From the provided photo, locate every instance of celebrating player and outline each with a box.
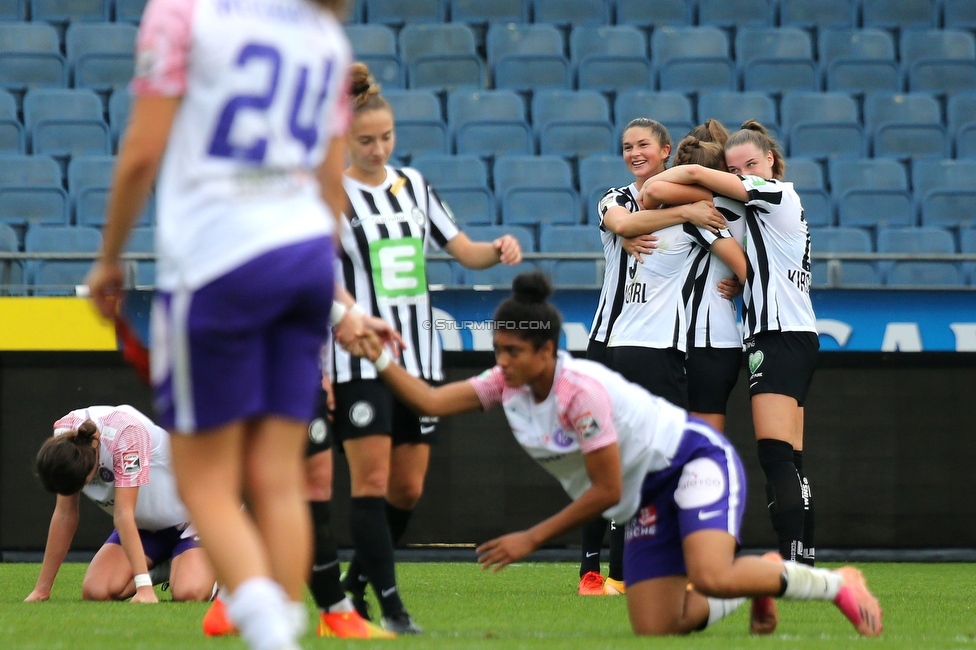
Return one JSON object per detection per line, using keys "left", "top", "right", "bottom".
{"left": 85, "top": 0, "right": 353, "bottom": 647}
{"left": 26, "top": 405, "right": 214, "bottom": 603}
{"left": 319, "top": 62, "right": 521, "bottom": 634}
{"left": 642, "top": 120, "right": 819, "bottom": 566}
{"left": 342, "top": 271, "right": 881, "bottom": 638}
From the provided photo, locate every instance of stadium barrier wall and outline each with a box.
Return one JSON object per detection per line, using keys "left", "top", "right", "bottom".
{"left": 1, "top": 351, "right": 974, "bottom": 554}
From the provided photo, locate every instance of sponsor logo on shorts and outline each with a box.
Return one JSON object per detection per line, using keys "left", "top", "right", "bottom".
{"left": 574, "top": 413, "right": 601, "bottom": 440}
{"left": 638, "top": 505, "right": 657, "bottom": 527}
{"left": 308, "top": 418, "right": 327, "bottom": 444}
{"left": 626, "top": 509, "right": 657, "bottom": 541}
{"left": 420, "top": 424, "right": 435, "bottom": 435}
{"left": 748, "top": 350, "right": 764, "bottom": 375}
{"left": 674, "top": 458, "right": 726, "bottom": 510}
{"left": 349, "top": 401, "right": 375, "bottom": 428}
{"left": 698, "top": 509, "right": 724, "bottom": 521}
{"left": 121, "top": 451, "right": 142, "bottom": 475}
{"left": 98, "top": 466, "right": 114, "bottom": 483}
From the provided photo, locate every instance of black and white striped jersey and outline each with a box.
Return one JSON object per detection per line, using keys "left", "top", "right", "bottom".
{"left": 588, "top": 183, "right": 638, "bottom": 344}
{"left": 333, "top": 166, "right": 461, "bottom": 383}
{"left": 608, "top": 218, "right": 730, "bottom": 353}
{"left": 683, "top": 195, "right": 747, "bottom": 349}
{"left": 737, "top": 175, "right": 817, "bottom": 339}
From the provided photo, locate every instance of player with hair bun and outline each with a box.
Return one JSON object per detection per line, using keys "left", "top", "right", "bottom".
{"left": 341, "top": 270, "right": 882, "bottom": 639}
{"left": 26, "top": 406, "right": 215, "bottom": 604}
{"left": 643, "top": 120, "right": 819, "bottom": 569}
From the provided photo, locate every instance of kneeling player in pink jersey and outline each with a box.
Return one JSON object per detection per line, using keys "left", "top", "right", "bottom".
{"left": 343, "top": 271, "right": 882, "bottom": 638}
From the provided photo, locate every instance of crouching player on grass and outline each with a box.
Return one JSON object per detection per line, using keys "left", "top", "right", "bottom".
{"left": 342, "top": 271, "right": 883, "bottom": 637}
{"left": 26, "top": 405, "right": 215, "bottom": 603}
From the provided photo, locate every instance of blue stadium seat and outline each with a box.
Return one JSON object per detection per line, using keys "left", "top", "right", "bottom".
{"left": 578, "top": 154, "right": 630, "bottom": 221}
{"left": 947, "top": 92, "right": 976, "bottom": 133}
{"left": 0, "top": 155, "right": 67, "bottom": 226}
{"left": 0, "top": 0, "right": 24, "bottom": 21}
{"left": 828, "top": 159, "right": 912, "bottom": 228}
{"left": 125, "top": 226, "right": 155, "bottom": 287}
{"left": 115, "top": 0, "right": 148, "bottom": 22}
{"left": 881, "top": 225, "right": 962, "bottom": 287}
{"left": 779, "top": 0, "right": 855, "bottom": 29}
{"left": 533, "top": 90, "right": 610, "bottom": 128}
{"left": 957, "top": 123, "right": 976, "bottom": 158}
{"left": 912, "top": 159, "right": 976, "bottom": 229}
{"left": 820, "top": 28, "right": 900, "bottom": 95}
{"left": 25, "top": 225, "right": 102, "bottom": 296}
{"left": 864, "top": 93, "right": 947, "bottom": 158}
{"left": 462, "top": 260, "right": 541, "bottom": 287}
{"left": 886, "top": 261, "right": 962, "bottom": 286}
{"left": 810, "top": 226, "right": 877, "bottom": 285}
{"left": 0, "top": 24, "right": 66, "bottom": 90}
{"left": 785, "top": 158, "right": 824, "bottom": 189}
{"left": 614, "top": 90, "right": 693, "bottom": 148}
{"left": 962, "top": 229, "right": 976, "bottom": 285}
{"left": 651, "top": 27, "right": 734, "bottom": 94}
{"left": 426, "top": 259, "right": 461, "bottom": 286}
{"left": 382, "top": 89, "right": 447, "bottom": 157}
{"left": 31, "top": 0, "right": 109, "bottom": 23}
{"left": 785, "top": 158, "right": 830, "bottom": 226}
{"left": 435, "top": 186, "right": 495, "bottom": 225}
{"left": 531, "top": 0, "right": 608, "bottom": 26}
{"left": 736, "top": 28, "right": 818, "bottom": 94}
{"left": 447, "top": 89, "right": 532, "bottom": 157}
{"left": 532, "top": 90, "right": 613, "bottom": 159}
{"left": 698, "top": 0, "right": 774, "bottom": 28}
{"left": 546, "top": 260, "right": 602, "bottom": 287}
{"left": 364, "top": 0, "right": 444, "bottom": 26}
{"left": 811, "top": 259, "right": 880, "bottom": 286}
{"left": 614, "top": 0, "right": 690, "bottom": 28}
{"left": 23, "top": 88, "right": 111, "bottom": 156}
{"left": 945, "top": 0, "right": 976, "bottom": 30}
{"left": 494, "top": 155, "right": 579, "bottom": 225}
{"left": 69, "top": 154, "right": 151, "bottom": 227}
{"left": 0, "top": 88, "right": 23, "bottom": 154}
{"left": 781, "top": 92, "right": 863, "bottom": 159}
{"left": 108, "top": 88, "right": 131, "bottom": 150}
{"left": 0, "top": 220, "right": 23, "bottom": 294}
{"left": 411, "top": 154, "right": 494, "bottom": 225}
{"left": 697, "top": 92, "right": 777, "bottom": 135}
{"left": 464, "top": 225, "right": 537, "bottom": 253}
{"left": 862, "top": 0, "right": 937, "bottom": 30}
{"left": 449, "top": 0, "right": 526, "bottom": 25}
{"left": 539, "top": 224, "right": 603, "bottom": 254}
{"left": 346, "top": 25, "right": 404, "bottom": 89}
{"left": 345, "top": 0, "right": 364, "bottom": 23}
{"left": 66, "top": 23, "right": 137, "bottom": 91}
{"left": 900, "top": 29, "right": 976, "bottom": 67}
{"left": 399, "top": 23, "right": 485, "bottom": 91}
{"left": 571, "top": 26, "right": 652, "bottom": 92}
{"left": 487, "top": 24, "right": 570, "bottom": 92}
{"left": 908, "top": 60, "right": 976, "bottom": 96}
{"left": 539, "top": 122, "right": 614, "bottom": 159}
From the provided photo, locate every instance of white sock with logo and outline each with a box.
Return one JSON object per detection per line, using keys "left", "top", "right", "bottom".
{"left": 781, "top": 561, "right": 843, "bottom": 601}
{"left": 704, "top": 597, "right": 746, "bottom": 628}
{"left": 224, "top": 577, "right": 295, "bottom": 650}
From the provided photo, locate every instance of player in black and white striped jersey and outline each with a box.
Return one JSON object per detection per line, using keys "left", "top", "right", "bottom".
{"left": 643, "top": 120, "right": 818, "bottom": 568}
{"left": 315, "top": 63, "right": 522, "bottom": 635}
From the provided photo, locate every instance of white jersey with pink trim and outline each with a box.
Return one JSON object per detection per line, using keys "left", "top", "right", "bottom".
{"left": 132, "top": 0, "right": 352, "bottom": 290}
{"left": 468, "top": 351, "right": 688, "bottom": 521}
{"left": 53, "top": 405, "right": 189, "bottom": 531}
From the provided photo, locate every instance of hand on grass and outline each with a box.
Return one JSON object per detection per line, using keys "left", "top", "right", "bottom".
{"left": 476, "top": 531, "right": 539, "bottom": 573}
{"left": 24, "top": 589, "right": 50, "bottom": 602}
{"left": 131, "top": 586, "right": 158, "bottom": 604}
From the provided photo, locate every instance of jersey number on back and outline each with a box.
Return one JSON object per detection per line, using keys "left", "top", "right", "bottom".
{"left": 208, "top": 42, "right": 335, "bottom": 163}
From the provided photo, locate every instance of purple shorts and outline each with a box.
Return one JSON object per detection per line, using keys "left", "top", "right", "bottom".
{"left": 623, "top": 419, "right": 746, "bottom": 587}
{"left": 152, "top": 236, "right": 335, "bottom": 432}
{"left": 105, "top": 526, "right": 199, "bottom": 565}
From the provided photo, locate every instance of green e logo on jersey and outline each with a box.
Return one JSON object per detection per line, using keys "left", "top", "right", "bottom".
{"left": 369, "top": 237, "right": 427, "bottom": 304}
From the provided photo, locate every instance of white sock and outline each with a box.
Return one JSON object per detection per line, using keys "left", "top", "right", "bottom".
{"left": 704, "top": 597, "right": 746, "bottom": 628}
{"left": 225, "top": 577, "right": 295, "bottom": 650}
{"left": 288, "top": 601, "right": 308, "bottom": 637}
{"left": 327, "top": 597, "right": 355, "bottom": 614}
{"left": 781, "top": 561, "right": 843, "bottom": 601}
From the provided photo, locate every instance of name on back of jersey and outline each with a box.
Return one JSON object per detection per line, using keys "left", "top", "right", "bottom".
{"left": 625, "top": 258, "right": 647, "bottom": 304}
{"left": 787, "top": 268, "right": 812, "bottom": 293}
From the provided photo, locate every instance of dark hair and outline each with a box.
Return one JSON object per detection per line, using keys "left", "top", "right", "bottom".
{"left": 35, "top": 420, "right": 99, "bottom": 495}
{"left": 309, "top": 0, "right": 349, "bottom": 13}
{"left": 687, "top": 119, "right": 730, "bottom": 147}
{"left": 349, "top": 62, "right": 390, "bottom": 115}
{"left": 492, "top": 271, "right": 562, "bottom": 352}
{"left": 725, "top": 120, "right": 786, "bottom": 179}
{"left": 673, "top": 136, "right": 727, "bottom": 171}
{"left": 622, "top": 118, "right": 672, "bottom": 164}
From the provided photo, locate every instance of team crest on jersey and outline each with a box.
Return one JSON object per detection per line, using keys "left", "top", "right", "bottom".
{"left": 411, "top": 207, "right": 426, "bottom": 227}
{"left": 748, "top": 350, "right": 764, "bottom": 374}
{"left": 349, "top": 401, "right": 375, "bottom": 427}
{"left": 98, "top": 466, "right": 114, "bottom": 484}
{"left": 574, "top": 413, "right": 600, "bottom": 440}
{"left": 121, "top": 451, "right": 142, "bottom": 475}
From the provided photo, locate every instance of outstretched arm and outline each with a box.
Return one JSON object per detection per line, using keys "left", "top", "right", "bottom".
{"left": 647, "top": 165, "right": 750, "bottom": 202}
{"left": 114, "top": 486, "right": 157, "bottom": 603}
{"left": 445, "top": 232, "right": 522, "bottom": 269}
{"left": 604, "top": 202, "right": 725, "bottom": 238}
{"left": 26, "top": 493, "right": 80, "bottom": 602}
{"left": 709, "top": 238, "right": 748, "bottom": 284}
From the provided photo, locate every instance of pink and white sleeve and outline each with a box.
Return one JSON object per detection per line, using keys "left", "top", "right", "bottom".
{"left": 467, "top": 366, "right": 506, "bottom": 410}
{"left": 107, "top": 414, "right": 152, "bottom": 489}
{"left": 52, "top": 412, "right": 85, "bottom": 437}
{"left": 559, "top": 374, "right": 618, "bottom": 453}
{"left": 130, "top": 0, "right": 195, "bottom": 97}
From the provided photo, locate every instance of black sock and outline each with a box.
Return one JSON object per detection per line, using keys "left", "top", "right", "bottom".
{"left": 349, "top": 496, "right": 405, "bottom": 617}
{"left": 608, "top": 520, "right": 625, "bottom": 582}
{"left": 579, "top": 517, "right": 607, "bottom": 577}
{"left": 385, "top": 501, "right": 413, "bottom": 545}
{"left": 309, "top": 500, "right": 346, "bottom": 611}
{"left": 793, "top": 450, "right": 816, "bottom": 566}
{"left": 757, "top": 439, "right": 805, "bottom": 563}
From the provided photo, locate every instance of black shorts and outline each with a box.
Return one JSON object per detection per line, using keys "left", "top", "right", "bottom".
{"left": 332, "top": 379, "right": 439, "bottom": 449}
{"left": 607, "top": 345, "right": 689, "bottom": 410}
{"left": 686, "top": 346, "right": 742, "bottom": 416}
{"left": 744, "top": 331, "right": 819, "bottom": 406}
{"left": 586, "top": 338, "right": 609, "bottom": 366}
{"left": 306, "top": 387, "right": 333, "bottom": 457}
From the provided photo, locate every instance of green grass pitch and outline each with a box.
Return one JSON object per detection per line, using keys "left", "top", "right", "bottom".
{"left": 1, "top": 561, "right": 975, "bottom": 649}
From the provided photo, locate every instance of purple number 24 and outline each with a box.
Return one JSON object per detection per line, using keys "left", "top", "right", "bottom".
{"left": 207, "top": 42, "right": 335, "bottom": 163}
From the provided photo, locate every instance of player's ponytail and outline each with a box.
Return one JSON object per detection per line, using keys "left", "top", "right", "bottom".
{"left": 673, "top": 136, "right": 727, "bottom": 171}
{"left": 349, "top": 62, "right": 390, "bottom": 115}
{"left": 35, "top": 420, "right": 100, "bottom": 495}
{"left": 493, "top": 271, "right": 562, "bottom": 353}
{"left": 687, "top": 118, "right": 730, "bottom": 147}
{"left": 725, "top": 120, "right": 786, "bottom": 179}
